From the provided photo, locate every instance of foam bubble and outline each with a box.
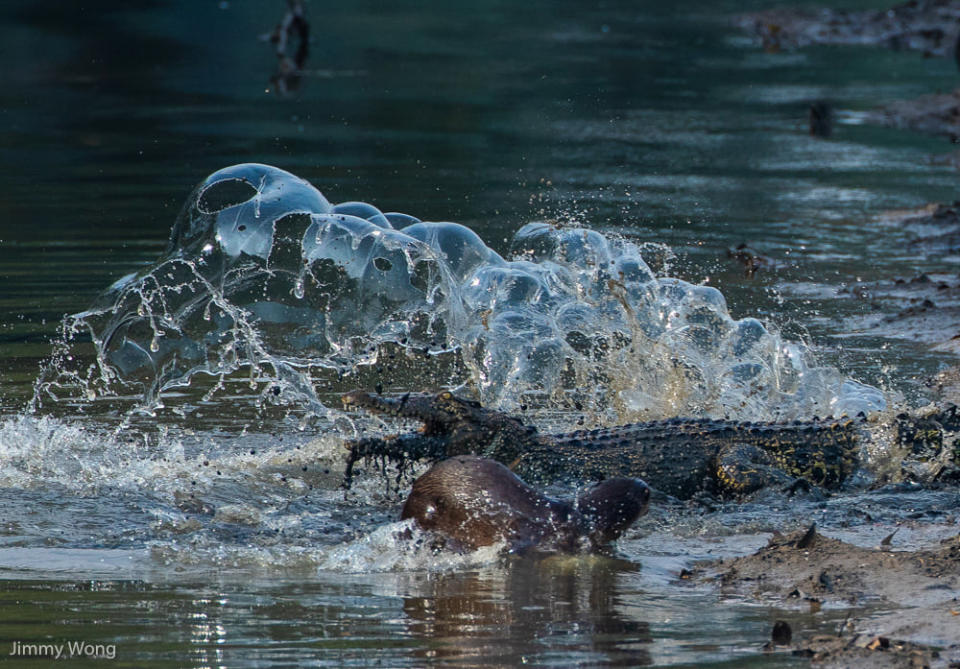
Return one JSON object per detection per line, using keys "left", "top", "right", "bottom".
{"left": 36, "top": 163, "right": 885, "bottom": 422}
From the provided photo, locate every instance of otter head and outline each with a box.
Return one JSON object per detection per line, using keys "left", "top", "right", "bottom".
{"left": 576, "top": 477, "right": 650, "bottom": 547}
{"left": 403, "top": 457, "right": 651, "bottom": 554}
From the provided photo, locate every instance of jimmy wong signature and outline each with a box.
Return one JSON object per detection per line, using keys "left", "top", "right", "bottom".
{"left": 9, "top": 640, "right": 117, "bottom": 660}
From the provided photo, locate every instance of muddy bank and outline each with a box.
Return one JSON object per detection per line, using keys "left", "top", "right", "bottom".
{"left": 841, "top": 271, "right": 960, "bottom": 354}
{"left": 932, "top": 150, "right": 960, "bottom": 169}
{"left": 867, "top": 90, "right": 960, "bottom": 141}
{"left": 692, "top": 526, "right": 960, "bottom": 668}
{"left": 736, "top": 0, "right": 960, "bottom": 57}
{"left": 737, "top": 0, "right": 960, "bottom": 141}
{"left": 838, "top": 203, "right": 960, "bottom": 354}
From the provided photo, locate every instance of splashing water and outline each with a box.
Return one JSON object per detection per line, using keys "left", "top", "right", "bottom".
{"left": 34, "top": 163, "right": 884, "bottom": 423}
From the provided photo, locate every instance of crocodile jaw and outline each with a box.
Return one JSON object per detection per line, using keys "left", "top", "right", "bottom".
{"left": 341, "top": 390, "right": 460, "bottom": 435}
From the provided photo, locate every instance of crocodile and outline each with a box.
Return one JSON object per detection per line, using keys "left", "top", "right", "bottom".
{"left": 341, "top": 390, "right": 867, "bottom": 499}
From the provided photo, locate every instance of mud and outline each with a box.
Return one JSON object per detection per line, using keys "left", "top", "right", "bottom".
{"left": 837, "top": 203, "right": 960, "bottom": 353}
{"left": 737, "top": 0, "right": 960, "bottom": 141}
{"left": 736, "top": 0, "right": 960, "bottom": 57}
{"left": 932, "top": 150, "right": 960, "bottom": 170}
{"left": 693, "top": 526, "right": 960, "bottom": 668}
{"left": 867, "top": 90, "right": 960, "bottom": 141}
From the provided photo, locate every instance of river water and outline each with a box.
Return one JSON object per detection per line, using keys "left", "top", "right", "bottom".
{"left": 1, "top": 0, "right": 959, "bottom": 666}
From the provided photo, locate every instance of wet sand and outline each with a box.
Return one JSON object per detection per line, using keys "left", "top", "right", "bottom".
{"left": 834, "top": 203, "right": 960, "bottom": 354}
{"left": 778, "top": 194, "right": 960, "bottom": 669}
{"left": 689, "top": 182, "right": 960, "bottom": 669}
{"left": 693, "top": 526, "right": 960, "bottom": 668}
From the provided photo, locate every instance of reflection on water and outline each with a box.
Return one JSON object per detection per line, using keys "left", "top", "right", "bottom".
{"left": 261, "top": 0, "right": 310, "bottom": 96}
{"left": 401, "top": 559, "right": 652, "bottom": 667}
{"left": 0, "top": 559, "right": 744, "bottom": 668}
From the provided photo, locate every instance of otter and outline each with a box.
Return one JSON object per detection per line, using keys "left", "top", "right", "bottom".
{"left": 401, "top": 455, "right": 650, "bottom": 553}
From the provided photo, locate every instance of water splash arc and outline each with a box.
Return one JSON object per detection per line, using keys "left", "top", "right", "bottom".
{"left": 35, "top": 163, "right": 884, "bottom": 422}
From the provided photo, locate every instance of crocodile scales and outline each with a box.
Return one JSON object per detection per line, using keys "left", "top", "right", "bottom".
{"left": 341, "top": 390, "right": 867, "bottom": 499}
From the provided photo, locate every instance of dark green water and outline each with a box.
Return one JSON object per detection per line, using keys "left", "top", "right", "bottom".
{"left": 1, "top": 0, "right": 959, "bottom": 666}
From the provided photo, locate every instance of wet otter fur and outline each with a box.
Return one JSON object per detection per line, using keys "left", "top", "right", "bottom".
{"left": 401, "top": 456, "right": 650, "bottom": 553}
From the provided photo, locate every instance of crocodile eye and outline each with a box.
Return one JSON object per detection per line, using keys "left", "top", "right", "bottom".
{"left": 440, "top": 391, "right": 453, "bottom": 400}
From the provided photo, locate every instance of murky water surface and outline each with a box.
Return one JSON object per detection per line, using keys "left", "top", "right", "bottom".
{"left": 1, "top": 0, "right": 959, "bottom": 666}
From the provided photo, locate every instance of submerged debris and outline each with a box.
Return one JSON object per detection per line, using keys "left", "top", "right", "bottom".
{"left": 726, "top": 242, "right": 789, "bottom": 278}
{"left": 771, "top": 620, "right": 793, "bottom": 647}
{"left": 809, "top": 101, "right": 834, "bottom": 138}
